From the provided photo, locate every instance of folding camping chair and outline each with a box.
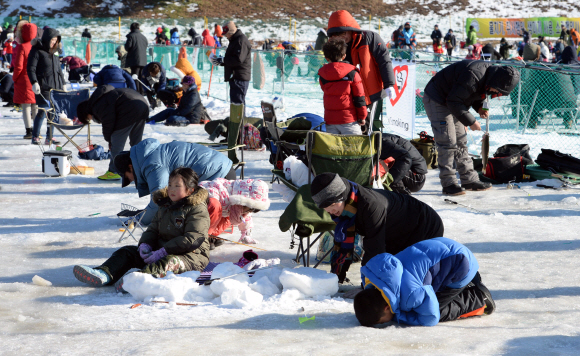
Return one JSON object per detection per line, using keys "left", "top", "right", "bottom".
{"left": 117, "top": 204, "right": 147, "bottom": 243}
{"left": 279, "top": 131, "right": 382, "bottom": 267}
{"left": 198, "top": 103, "right": 246, "bottom": 178}
{"left": 41, "top": 89, "right": 92, "bottom": 151}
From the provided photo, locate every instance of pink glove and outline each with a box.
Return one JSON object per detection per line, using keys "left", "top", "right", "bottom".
{"left": 138, "top": 243, "right": 152, "bottom": 260}
{"left": 144, "top": 247, "right": 167, "bottom": 264}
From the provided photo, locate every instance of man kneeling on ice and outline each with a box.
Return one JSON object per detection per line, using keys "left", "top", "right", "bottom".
{"left": 310, "top": 173, "right": 444, "bottom": 283}
{"left": 354, "top": 237, "right": 495, "bottom": 327}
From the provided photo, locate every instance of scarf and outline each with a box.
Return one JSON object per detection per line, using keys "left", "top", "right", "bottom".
{"left": 332, "top": 181, "right": 359, "bottom": 250}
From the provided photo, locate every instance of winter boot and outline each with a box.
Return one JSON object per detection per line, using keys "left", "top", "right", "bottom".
{"left": 472, "top": 273, "right": 495, "bottom": 315}
{"left": 23, "top": 128, "right": 32, "bottom": 139}
{"left": 462, "top": 181, "right": 492, "bottom": 191}
{"left": 114, "top": 268, "right": 141, "bottom": 294}
{"left": 443, "top": 184, "right": 465, "bottom": 196}
{"left": 73, "top": 265, "right": 111, "bottom": 287}
{"left": 31, "top": 137, "right": 41, "bottom": 145}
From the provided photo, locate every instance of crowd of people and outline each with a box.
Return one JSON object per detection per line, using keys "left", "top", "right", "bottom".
{"left": 4, "top": 12, "right": 580, "bottom": 329}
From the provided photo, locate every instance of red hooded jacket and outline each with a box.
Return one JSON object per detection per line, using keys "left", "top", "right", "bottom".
{"left": 12, "top": 23, "right": 37, "bottom": 104}
{"left": 202, "top": 29, "right": 215, "bottom": 47}
{"left": 318, "top": 61, "right": 367, "bottom": 125}
{"left": 62, "top": 56, "right": 87, "bottom": 70}
{"left": 327, "top": 10, "right": 395, "bottom": 105}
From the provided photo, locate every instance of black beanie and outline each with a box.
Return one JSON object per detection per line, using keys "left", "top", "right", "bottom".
{"left": 310, "top": 173, "right": 350, "bottom": 209}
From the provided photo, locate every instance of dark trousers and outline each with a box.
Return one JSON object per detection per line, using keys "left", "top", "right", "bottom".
{"left": 391, "top": 171, "right": 426, "bottom": 194}
{"left": 131, "top": 66, "right": 144, "bottom": 94}
{"left": 31, "top": 95, "right": 53, "bottom": 140}
{"left": 97, "top": 245, "right": 188, "bottom": 284}
{"left": 229, "top": 79, "right": 249, "bottom": 105}
{"left": 108, "top": 120, "right": 145, "bottom": 173}
{"left": 447, "top": 48, "right": 453, "bottom": 57}
{"left": 149, "top": 108, "right": 188, "bottom": 126}
{"left": 437, "top": 272, "right": 486, "bottom": 322}
{"left": 224, "top": 167, "right": 236, "bottom": 180}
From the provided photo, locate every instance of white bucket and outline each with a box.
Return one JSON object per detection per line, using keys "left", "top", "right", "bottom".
{"left": 42, "top": 150, "right": 72, "bottom": 177}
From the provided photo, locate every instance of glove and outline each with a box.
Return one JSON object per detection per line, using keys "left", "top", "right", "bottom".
{"left": 32, "top": 82, "right": 41, "bottom": 95}
{"left": 384, "top": 86, "right": 396, "bottom": 99}
{"left": 143, "top": 247, "right": 167, "bottom": 264}
{"left": 138, "top": 243, "right": 152, "bottom": 260}
{"left": 239, "top": 229, "right": 256, "bottom": 244}
{"left": 210, "top": 56, "right": 224, "bottom": 66}
{"left": 146, "top": 120, "right": 156, "bottom": 125}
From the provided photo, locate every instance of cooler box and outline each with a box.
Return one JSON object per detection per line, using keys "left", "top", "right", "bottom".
{"left": 42, "top": 150, "right": 72, "bottom": 177}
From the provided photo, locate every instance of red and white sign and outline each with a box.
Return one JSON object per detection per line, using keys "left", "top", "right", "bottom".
{"left": 384, "top": 60, "right": 415, "bottom": 139}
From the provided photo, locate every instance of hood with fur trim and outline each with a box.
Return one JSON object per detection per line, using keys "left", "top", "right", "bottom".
{"left": 152, "top": 186, "right": 208, "bottom": 209}
{"left": 228, "top": 179, "right": 270, "bottom": 211}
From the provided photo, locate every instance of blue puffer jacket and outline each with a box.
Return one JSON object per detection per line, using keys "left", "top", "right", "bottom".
{"left": 93, "top": 65, "right": 136, "bottom": 90}
{"left": 170, "top": 32, "right": 181, "bottom": 45}
{"left": 361, "top": 237, "right": 479, "bottom": 327}
{"left": 130, "top": 138, "right": 233, "bottom": 224}
{"left": 140, "top": 61, "right": 166, "bottom": 91}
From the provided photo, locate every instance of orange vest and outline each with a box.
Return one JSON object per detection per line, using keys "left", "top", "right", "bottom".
{"left": 351, "top": 33, "right": 383, "bottom": 105}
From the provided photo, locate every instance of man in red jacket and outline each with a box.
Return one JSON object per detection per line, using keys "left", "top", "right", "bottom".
{"left": 327, "top": 10, "right": 396, "bottom": 133}
{"left": 318, "top": 40, "right": 366, "bottom": 134}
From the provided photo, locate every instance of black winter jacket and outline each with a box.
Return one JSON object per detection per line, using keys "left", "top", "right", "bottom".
{"left": 444, "top": 33, "right": 456, "bottom": 49}
{"left": 431, "top": 29, "right": 443, "bottom": 44}
{"left": 499, "top": 42, "right": 513, "bottom": 60}
{"left": 81, "top": 30, "right": 91, "bottom": 39}
{"left": 381, "top": 134, "right": 428, "bottom": 183}
{"left": 314, "top": 30, "right": 328, "bottom": 50}
{"left": 223, "top": 29, "right": 252, "bottom": 82}
{"left": 124, "top": 29, "right": 148, "bottom": 67}
{"left": 27, "top": 28, "right": 65, "bottom": 98}
{"left": 87, "top": 85, "right": 149, "bottom": 142}
{"left": 351, "top": 182, "right": 444, "bottom": 266}
{"left": 188, "top": 29, "right": 203, "bottom": 46}
{"left": 482, "top": 44, "right": 501, "bottom": 60}
{"left": 176, "top": 85, "right": 203, "bottom": 124}
{"left": 424, "top": 61, "right": 520, "bottom": 126}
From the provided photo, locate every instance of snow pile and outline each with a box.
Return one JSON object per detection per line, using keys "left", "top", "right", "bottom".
{"left": 122, "top": 264, "right": 338, "bottom": 308}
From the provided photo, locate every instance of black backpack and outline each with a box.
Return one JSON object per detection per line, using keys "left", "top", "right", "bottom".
{"left": 484, "top": 144, "right": 532, "bottom": 183}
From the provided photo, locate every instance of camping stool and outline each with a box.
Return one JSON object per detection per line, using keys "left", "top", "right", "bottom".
{"left": 117, "top": 204, "right": 146, "bottom": 243}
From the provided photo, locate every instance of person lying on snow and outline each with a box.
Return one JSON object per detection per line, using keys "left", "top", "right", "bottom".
{"left": 354, "top": 237, "right": 495, "bottom": 327}
{"left": 73, "top": 167, "right": 210, "bottom": 293}
{"left": 199, "top": 178, "right": 270, "bottom": 249}
{"left": 148, "top": 75, "right": 206, "bottom": 125}
{"left": 310, "top": 172, "right": 444, "bottom": 283}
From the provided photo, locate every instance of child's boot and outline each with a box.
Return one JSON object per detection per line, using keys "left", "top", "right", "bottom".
{"left": 73, "top": 265, "right": 111, "bottom": 287}
{"left": 114, "top": 268, "right": 141, "bottom": 294}
{"left": 473, "top": 272, "right": 495, "bottom": 315}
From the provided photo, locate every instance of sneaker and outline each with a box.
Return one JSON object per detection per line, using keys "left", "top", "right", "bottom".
{"left": 98, "top": 171, "right": 122, "bottom": 180}
{"left": 114, "top": 268, "right": 141, "bottom": 294}
{"left": 45, "top": 138, "right": 61, "bottom": 145}
{"left": 23, "top": 128, "right": 32, "bottom": 139}
{"left": 73, "top": 265, "right": 111, "bottom": 287}
{"left": 462, "top": 181, "right": 492, "bottom": 191}
{"left": 31, "top": 137, "right": 41, "bottom": 145}
{"left": 443, "top": 184, "right": 466, "bottom": 196}
{"left": 472, "top": 273, "right": 495, "bottom": 315}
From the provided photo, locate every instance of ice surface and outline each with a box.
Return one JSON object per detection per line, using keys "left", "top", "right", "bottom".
{"left": 279, "top": 267, "right": 339, "bottom": 297}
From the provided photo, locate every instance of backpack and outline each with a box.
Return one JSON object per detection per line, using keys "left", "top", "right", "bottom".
{"left": 411, "top": 132, "right": 438, "bottom": 169}
{"left": 483, "top": 144, "right": 532, "bottom": 183}
{"left": 242, "top": 123, "right": 263, "bottom": 150}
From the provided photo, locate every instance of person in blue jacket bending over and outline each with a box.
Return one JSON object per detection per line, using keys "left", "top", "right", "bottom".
{"left": 92, "top": 65, "right": 136, "bottom": 90}
{"left": 113, "top": 138, "right": 235, "bottom": 225}
{"left": 354, "top": 237, "right": 495, "bottom": 327}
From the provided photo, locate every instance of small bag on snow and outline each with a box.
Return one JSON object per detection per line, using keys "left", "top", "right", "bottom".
{"left": 536, "top": 149, "right": 580, "bottom": 176}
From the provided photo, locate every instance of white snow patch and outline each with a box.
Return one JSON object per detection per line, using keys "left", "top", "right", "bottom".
{"left": 279, "top": 267, "right": 339, "bottom": 297}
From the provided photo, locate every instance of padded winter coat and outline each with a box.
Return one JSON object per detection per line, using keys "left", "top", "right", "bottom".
{"left": 170, "top": 32, "right": 181, "bottom": 45}
{"left": 349, "top": 182, "right": 444, "bottom": 266}
{"left": 27, "top": 28, "right": 65, "bottom": 98}
{"left": 188, "top": 28, "right": 203, "bottom": 46}
{"left": 61, "top": 56, "right": 87, "bottom": 70}
{"left": 12, "top": 23, "right": 36, "bottom": 104}
{"left": 380, "top": 134, "right": 428, "bottom": 183}
{"left": 361, "top": 237, "right": 479, "bottom": 326}
{"left": 172, "top": 58, "right": 202, "bottom": 91}
{"left": 327, "top": 10, "right": 395, "bottom": 105}
{"left": 424, "top": 61, "right": 520, "bottom": 126}
{"left": 430, "top": 29, "right": 442, "bottom": 45}
{"left": 124, "top": 29, "right": 148, "bottom": 67}
{"left": 202, "top": 29, "right": 215, "bottom": 47}
{"left": 175, "top": 85, "right": 202, "bottom": 123}
{"left": 398, "top": 28, "right": 417, "bottom": 48}
{"left": 466, "top": 29, "right": 477, "bottom": 46}
{"left": 140, "top": 61, "right": 166, "bottom": 91}
{"left": 318, "top": 61, "right": 367, "bottom": 125}
{"left": 92, "top": 65, "right": 137, "bottom": 90}
{"left": 223, "top": 29, "right": 252, "bottom": 82}
{"left": 314, "top": 29, "right": 328, "bottom": 50}
{"left": 139, "top": 187, "right": 210, "bottom": 272}
{"left": 86, "top": 85, "right": 149, "bottom": 142}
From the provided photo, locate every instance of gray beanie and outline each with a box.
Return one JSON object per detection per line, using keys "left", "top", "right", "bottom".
{"left": 310, "top": 173, "right": 349, "bottom": 209}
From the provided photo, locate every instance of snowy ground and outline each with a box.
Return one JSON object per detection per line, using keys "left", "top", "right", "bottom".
{"left": 1, "top": 91, "right": 580, "bottom": 355}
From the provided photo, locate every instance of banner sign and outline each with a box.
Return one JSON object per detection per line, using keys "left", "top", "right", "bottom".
{"left": 384, "top": 60, "right": 415, "bottom": 139}
{"left": 466, "top": 17, "right": 580, "bottom": 38}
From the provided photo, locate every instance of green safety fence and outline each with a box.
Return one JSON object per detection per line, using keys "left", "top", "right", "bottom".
{"left": 60, "top": 38, "right": 580, "bottom": 156}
